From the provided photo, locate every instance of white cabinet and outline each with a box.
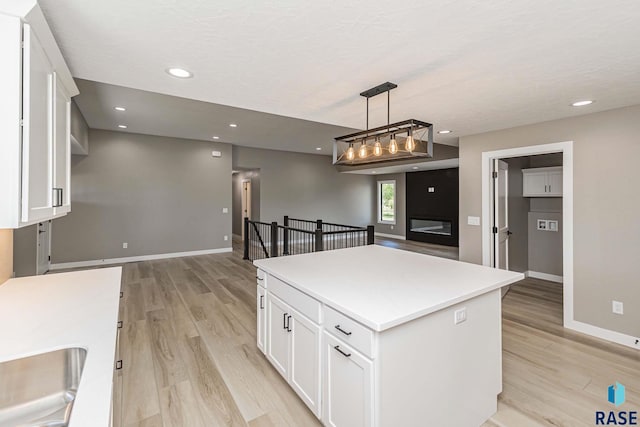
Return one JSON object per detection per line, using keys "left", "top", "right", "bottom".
{"left": 21, "top": 25, "right": 55, "bottom": 223}
{"left": 323, "top": 332, "right": 373, "bottom": 427}
{"left": 257, "top": 284, "right": 266, "bottom": 353}
{"left": 266, "top": 292, "right": 321, "bottom": 417}
{"left": 522, "top": 166, "right": 562, "bottom": 197}
{"left": 0, "top": 6, "right": 78, "bottom": 228}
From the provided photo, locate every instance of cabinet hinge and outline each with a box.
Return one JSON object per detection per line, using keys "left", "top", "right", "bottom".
{"left": 492, "top": 226, "right": 498, "bottom": 234}
{"left": 492, "top": 171, "right": 498, "bottom": 179}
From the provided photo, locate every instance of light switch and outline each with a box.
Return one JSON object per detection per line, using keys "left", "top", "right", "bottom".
{"left": 467, "top": 216, "right": 480, "bottom": 226}
{"left": 428, "top": 187, "right": 435, "bottom": 193}
{"left": 211, "top": 150, "right": 222, "bottom": 157}
{"left": 454, "top": 308, "right": 467, "bottom": 325}
{"left": 222, "top": 207, "right": 229, "bottom": 214}
{"left": 547, "top": 220, "right": 558, "bottom": 232}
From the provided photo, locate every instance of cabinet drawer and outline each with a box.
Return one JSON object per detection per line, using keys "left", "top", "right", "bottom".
{"left": 256, "top": 269, "right": 266, "bottom": 288}
{"left": 268, "top": 275, "right": 321, "bottom": 324}
{"left": 324, "top": 306, "right": 374, "bottom": 358}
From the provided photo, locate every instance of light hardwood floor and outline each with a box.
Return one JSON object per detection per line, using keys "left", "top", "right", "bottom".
{"left": 109, "top": 239, "right": 638, "bottom": 426}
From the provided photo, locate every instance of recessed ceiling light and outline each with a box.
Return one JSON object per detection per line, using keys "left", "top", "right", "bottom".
{"left": 166, "top": 67, "right": 193, "bottom": 78}
{"left": 118, "top": 125, "right": 127, "bottom": 129}
{"left": 229, "top": 123, "right": 238, "bottom": 128}
{"left": 412, "top": 166, "right": 419, "bottom": 170}
{"left": 212, "top": 136, "right": 220, "bottom": 140}
{"left": 114, "top": 106, "right": 126, "bottom": 111}
{"left": 316, "top": 147, "right": 322, "bottom": 151}
{"left": 438, "top": 130, "right": 452, "bottom": 134}
{"left": 571, "top": 100, "right": 593, "bottom": 107}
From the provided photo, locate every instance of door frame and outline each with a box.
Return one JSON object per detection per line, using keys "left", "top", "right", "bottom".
{"left": 241, "top": 179, "right": 252, "bottom": 240}
{"left": 481, "top": 141, "right": 573, "bottom": 327}
{"left": 491, "top": 159, "right": 509, "bottom": 270}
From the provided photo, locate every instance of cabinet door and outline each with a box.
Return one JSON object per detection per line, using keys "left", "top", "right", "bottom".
{"left": 522, "top": 171, "right": 547, "bottom": 197}
{"left": 257, "top": 285, "right": 266, "bottom": 354}
{"left": 266, "top": 293, "right": 290, "bottom": 379}
{"left": 547, "top": 170, "right": 563, "bottom": 196}
{"left": 53, "top": 74, "right": 71, "bottom": 215}
{"left": 290, "top": 309, "right": 321, "bottom": 417}
{"left": 323, "top": 332, "right": 373, "bottom": 427}
{"left": 22, "top": 24, "right": 55, "bottom": 223}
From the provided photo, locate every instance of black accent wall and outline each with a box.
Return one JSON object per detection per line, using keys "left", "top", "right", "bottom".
{"left": 406, "top": 168, "right": 459, "bottom": 246}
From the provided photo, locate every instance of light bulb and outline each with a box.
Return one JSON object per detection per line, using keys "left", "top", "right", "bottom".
{"left": 346, "top": 144, "right": 355, "bottom": 161}
{"left": 405, "top": 135, "right": 415, "bottom": 152}
{"left": 358, "top": 142, "right": 368, "bottom": 158}
{"left": 373, "top": 140, "right": 382, "bottom": 156}
{"left": 388, "top": 137, "right": 398, "bottom": 154}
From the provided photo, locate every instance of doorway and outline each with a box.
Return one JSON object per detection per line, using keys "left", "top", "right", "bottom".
{"left": 36, "top": 221, "right": 51, "bottom": 274}
{"left": 481, "top": 141, "right": 574, "bottom": 327}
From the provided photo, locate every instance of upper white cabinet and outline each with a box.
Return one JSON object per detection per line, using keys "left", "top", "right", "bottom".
{"left": 0, "top": 5, "right": 78, "bottom": 228}
{"left": 522, "top": 166, "right": 562, "bottom": 197}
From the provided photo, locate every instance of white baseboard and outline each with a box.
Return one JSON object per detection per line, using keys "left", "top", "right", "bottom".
{"left": 525, "top": 270, "right": 563, "bottom": 283}
{"left": 50, "top": 247, "right": 233, "bottom": 270}
{"left": 374, "top": 232, "right": 406, "bottom": 240}
{"left": 565, "top": 320, "right": 640, "bottom": 350}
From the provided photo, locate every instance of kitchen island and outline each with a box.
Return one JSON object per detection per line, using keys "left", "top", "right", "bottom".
{"left": 0, "top": 267, "right": 122, "bottom": 427}
{"left": 254, "top": 245, "right": 523, "bottom": 427}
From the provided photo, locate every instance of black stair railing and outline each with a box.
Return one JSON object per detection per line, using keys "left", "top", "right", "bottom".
{"left": 243, "top": 216, "right": 375, "bottom": 261}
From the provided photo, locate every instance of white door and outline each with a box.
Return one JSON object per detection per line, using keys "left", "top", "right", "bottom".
{"left": 257, "top": 285, "right": 266, "bottom": 354}
{"left": 53, "top": 73, "right": 71, "bottom": 215}
{"left": 36, "top": 221, "right": 51, "bottom": 274}
{"left": 289, "top": 309, "right": 321, "bottom": 416}
{"left": 323, "top": 332, "right": 373, "bottom": 427}
{"left": 493, "top": 159, "right": 510, "bottom": 270}
{"left": 241, "top": 180, "right": 252, "bottom": 240}
{"left": 547, "top": 170, "right": 563, "bottom": 196}
{"left": 22, "top": 25, "right": 55, "bottom": 223}
{"left": 266, "top": 293, "right": 290, "bottom": 379}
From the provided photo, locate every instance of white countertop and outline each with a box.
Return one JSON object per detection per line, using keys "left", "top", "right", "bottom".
{"left": 0, "top": 267, "right": 122, "bottom": 427}
{"left": 255, "top": 245, "right": 523, "bottom": 331}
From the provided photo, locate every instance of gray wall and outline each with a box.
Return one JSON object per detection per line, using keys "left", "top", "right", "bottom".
{"left": 372, "top": 173, "right": 406, "bottom": 238}
{"left": 70, "top": 100, "right": 89, "bottom": 155}
{"left": 459, "top": 104, "right": 640, "bottom": 338}
{"left": 504, "top": 157, "right": 529, "bottom": 272}
{"left": 232, "top": 170, "right": 261, "bottom": 236}
{"left": 528, "top": 211, "right": 562, "bottom": 276}
{"left": 51, "top": 130, "right": 232, "bottom": 263}
{"left": 233, "top": 146, "right": 373, "bottom": 226}
{"left": 13, "top": 224, "right": 37, "bottom": 277}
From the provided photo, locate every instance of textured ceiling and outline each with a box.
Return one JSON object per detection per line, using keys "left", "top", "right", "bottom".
{"left": 41, "top": 0, "right": 640, "bottom": 147}
{"left": 73, "top": 79, "right": 357, "bottom": 155}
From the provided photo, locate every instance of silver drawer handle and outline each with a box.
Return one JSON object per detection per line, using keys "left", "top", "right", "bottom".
{"left": 334, "top": 345, "right": 351, "bottom": 358}
{"left": 334, "top": 325, "right": 352, "bottom": 336}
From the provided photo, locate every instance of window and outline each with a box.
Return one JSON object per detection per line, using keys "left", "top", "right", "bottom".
{"left": 378, "top": 180, "right": 396, "bottom": 224}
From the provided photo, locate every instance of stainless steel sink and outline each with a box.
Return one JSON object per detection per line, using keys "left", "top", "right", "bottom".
{"left": 0, "top": 347, "right": 87, "bottom": 427}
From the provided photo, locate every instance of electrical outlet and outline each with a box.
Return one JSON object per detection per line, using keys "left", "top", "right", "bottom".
{"left": 390, "top": 225, "right": 394, "bottom": 230}
{"left": 224, "top": 235, "right": 229, "bottom": 241}
{"left": 612, "top": 300, "right": 624, "bottom": 315}
{"left": 122, "top": 242, "right": 128, "bottom": 249}
{"left": 428, "top": 187, "right": 435, "bottom": 193}
{"left": 222, "top": 207, "right": 228, "bottom": 214}
{"left": 454, "top": 308, "right": 467, "bottom": 325}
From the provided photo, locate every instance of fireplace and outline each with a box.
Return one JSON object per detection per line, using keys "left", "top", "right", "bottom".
{"left": 406, "top": 168, "right": 459, "bottom": 247}
{"left": 410, "top": 218, "right": 453, "bottom": 236}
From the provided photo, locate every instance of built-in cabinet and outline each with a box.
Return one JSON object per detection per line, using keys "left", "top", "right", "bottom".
{"left": 522, "top": 166, "right": 562, "bottom": 197}
{"left": 0, "top": 6, "right": 78, "bottom": 228}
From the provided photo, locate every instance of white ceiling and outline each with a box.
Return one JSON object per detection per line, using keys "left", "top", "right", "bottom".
{"left": 73, "top": 79, "right": 357, "bottom": 154}
{"left": 41, "top": 0, "right": 640, "bottom": 148}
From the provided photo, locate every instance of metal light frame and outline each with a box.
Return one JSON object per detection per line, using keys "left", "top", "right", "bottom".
{"left": 333, "top": 82, "right": 434, "bottom": 166}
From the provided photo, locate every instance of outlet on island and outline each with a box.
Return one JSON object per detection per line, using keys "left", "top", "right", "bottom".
{"left": 122, "top": 242, "right": 128, "bottom": 249}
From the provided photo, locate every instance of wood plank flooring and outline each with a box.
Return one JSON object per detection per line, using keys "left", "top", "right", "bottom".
{"left": 108, "top": 239, "right": 639, "bottom": 426}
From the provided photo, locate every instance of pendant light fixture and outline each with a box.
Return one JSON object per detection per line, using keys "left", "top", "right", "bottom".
{"left": 333, "top": 82, "right": 433, "bottom": 166}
